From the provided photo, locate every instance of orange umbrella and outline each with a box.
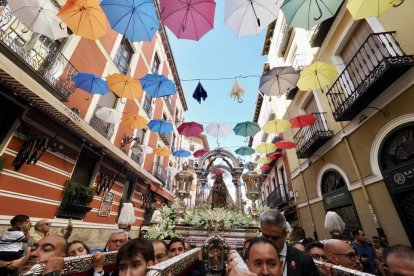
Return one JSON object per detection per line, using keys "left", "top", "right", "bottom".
{"left": 107, "top": 73, "right": 143, "bottom": 100}
{"left": 121, "top": 113, "right": 148, "bottom": 129}
{"left": 153, "top": 147, "right": 171, "bottom": 156}
{"left": 58, "top": 0, "right": 107, "bottom": 40}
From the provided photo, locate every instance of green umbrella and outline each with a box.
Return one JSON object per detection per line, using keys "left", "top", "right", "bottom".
{"left": 233, "top": 121, "right": 261, "bottom": 137}
{"left": 235, "top": 146, "right": 255, "bottom": 156}
{"left": 281, "top": 0, "right": 343, "bottom": 30}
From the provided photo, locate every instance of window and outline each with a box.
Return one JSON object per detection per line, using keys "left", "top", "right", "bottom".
{"left": 123, "top": 178, "right": 135, "bottom": 202}
{"left": 71, "top": 146, "right": 101, "bottom": 186}
{"left": 279, "top": 166, "right": 287, "bottom": 198}
{"left": 272, "top": 178, "right": 277, "bottom": 191}
{"left": 114, "top": 38, "right": 133, "bottom": 74}
{"left": 151, "top": 53, "right": 160, "bottom": 74}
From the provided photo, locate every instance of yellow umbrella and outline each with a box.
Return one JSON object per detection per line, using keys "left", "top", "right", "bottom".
{"left": 153, "top": 147, "right": 171, "bottom": 156}
{"left": 297, "top": 61, "right": 339, "bottom": 91}
{"left": 256, "top": 143, "right": 277, "bottom": 154}
{"left": 121, "top": 113, "right": 148, "bottom": 129}
{"left": 256, "top": 157, "right": 271, "bottom": 164}
{"left": 57, "top": 0, "right": 107, "bottom": 40}
{"left": 346, "top": 0, "right": 395, "bottom": 20}
{"left": 262, "top": 119, "right": 291, "bottom": 134}
{"left": 107, "top": 73, "right": 143, "bottom": 100}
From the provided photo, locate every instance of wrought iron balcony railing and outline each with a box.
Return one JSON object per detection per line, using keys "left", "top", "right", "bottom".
{"left": 131, "top": 151, "right": 144, "bottom": 166}
{"left": 159, "top": 132, "right": 171, "bottom": 145}
{"left": 294, "top": 112, "right": 333, "bottom": 158}
{"left": 152, "top": 161, "right": 168, "bottom": 185}
{"left": 326, "top": 32, "right": 414, "bottom": 121}
{"left": 143, "top": 96, "right": 152, "bottom": 117}
{"left": 164, "top": 96, "right": 175, "bottom": 115}
{"left": 89, "top": 107, "right": 115, "bottom": 140}
{"left": 266, "top": 187, "right": 289, "bottom": 208}
{"left": 0, "top": 14, "right": 77, "bottom": 101}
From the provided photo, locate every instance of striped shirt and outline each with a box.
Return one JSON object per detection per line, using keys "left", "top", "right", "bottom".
{"left": 0, "top": 230, "right": 25, "bottom": 252}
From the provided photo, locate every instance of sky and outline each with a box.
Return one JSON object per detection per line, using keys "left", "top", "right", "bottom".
{"left": 167, "top": 0, "right": 268, "bottom": 160}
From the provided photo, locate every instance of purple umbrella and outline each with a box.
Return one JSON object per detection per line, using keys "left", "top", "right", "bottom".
{"left": 160, "top": 0, "right": 216, "bottom": 41}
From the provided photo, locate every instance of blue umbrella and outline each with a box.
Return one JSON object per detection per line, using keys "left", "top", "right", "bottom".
{"left": 72, "top": 73, "right": 109, "bottom": 95}
{"left": 173, "top": 149, "right": 191, "bottom": 158}
{"left": 147, "top": 119, "right": 173, "bottom": 134}
{"left": 140, "top": 74, "right": 176, "bottom": 98}
{"left": 101, "top": 0, "right": 159, "bottom": 42}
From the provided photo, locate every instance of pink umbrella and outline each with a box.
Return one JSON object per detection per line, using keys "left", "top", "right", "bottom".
{"left": 160, "top": 0, "right": 216, "bottom": 41}
{"left": 177, "top": 121, "right": 204, "bottom": 137}
{"left": 269, "top": 152, "right": 283, "bottom": 160}
{"left": 275, "top": 141, "right": 296, "bottom": 149}
{"left": 193, "top": 149, "right": 209, "bottom": 158}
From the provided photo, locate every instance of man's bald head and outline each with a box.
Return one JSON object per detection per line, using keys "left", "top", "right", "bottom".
{"left": 324, "top": 239, "right": 362, "bottom": 271}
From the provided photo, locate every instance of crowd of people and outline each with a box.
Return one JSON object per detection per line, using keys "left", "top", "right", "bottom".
{"left": 0, "top": 211, "right": 413, "bottom": 276}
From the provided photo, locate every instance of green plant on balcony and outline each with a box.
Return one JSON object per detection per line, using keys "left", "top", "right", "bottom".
{"left": 63, "top": 180, "right": 94, "bottom": 205}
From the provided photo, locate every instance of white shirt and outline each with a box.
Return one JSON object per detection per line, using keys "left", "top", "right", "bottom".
{"left": 279, "top": 243, "right": 288, "bottom": 276}
{"left": 0, "top": 230, "right": 25, "bottom": 252}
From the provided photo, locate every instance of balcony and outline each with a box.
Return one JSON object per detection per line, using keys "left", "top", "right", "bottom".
{"left": 310, "top": 16, "right": 336, "bottom": 48}
{"left": 326, "top": 32, "right": 414, "bottom": 121}
{"left": 164, "top": 96, "right": 175, "bottom": 115}
{"left": 0, "top": 11, "right": 77, "bottom": 101}
{"left": 266, "top": 187, "right": 289, "bottom": 208}
{"left": 143, "top": 96, "right": 152, "bottom": 117}
{"left": 152, "top": 161, "right": 168, "bottom": 185}
{"left": 131, "top": 151, "right": 144, "bottom": 166}
{"left": 89, "top": 107, "right": 115, "bottom": 140}
{"left": 159, "top": 132, "right": 171, "bottom": 145}
{"left": 294, "top": 112, "right": 333, "bottom": 158}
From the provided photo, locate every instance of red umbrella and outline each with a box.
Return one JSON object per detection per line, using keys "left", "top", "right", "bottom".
{"left": 160, "top": 0, "right": 216, "bottom": 41}
{"left": 211, "top": 168, "right": 224, "bottom": 175}
{"left": 269, "top": 152, "right": 283, "bottom": 160}
{"left": 275, "top": 141, "right": 296, "bottom": 149}
{"left": 193, "top": 149, "right": 209, "bottom": 158}
{"left": 260, "top": 165, "right": 272, "bottom": 171}
{"left": 289, "top": 114, "right": 317, "bottom": 128}
{"left": 177, "top": 121, "right": 204, "bottom": 137}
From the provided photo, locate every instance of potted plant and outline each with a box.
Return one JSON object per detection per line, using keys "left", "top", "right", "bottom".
{"left": 63, "top": 180, "right": 94, "bottom": 206}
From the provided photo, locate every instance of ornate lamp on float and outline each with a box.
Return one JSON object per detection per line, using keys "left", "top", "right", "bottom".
{"left": 242, "top": 163, "right": 262, "bottom": 227}
{"left": 174, "top": 163, "right": 194, "bottom": 225}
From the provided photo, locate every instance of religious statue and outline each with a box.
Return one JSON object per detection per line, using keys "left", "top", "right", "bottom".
{"left": 211, "top": 174, "right": 227, "bottom": 209}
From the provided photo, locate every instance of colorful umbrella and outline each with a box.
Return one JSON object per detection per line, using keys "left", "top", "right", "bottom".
{"left": 160, "top": 0, "right": 216, "bottom": 41}
{"left": 121, "top": 113, "right": 148, "bottom": 129}
{"left": 256, "top": 143, "right": 277, "bottom": 154}
{"left": 275, "top": 141, "right": 296, "bottom": 149}
{"left": 140, "top": 145, "right": 153, "bottom": 154}
{"left": 289, "top": 114, "right": 317, "bottom": 128}
{"left": 235, "top": 146, "right": 255, "bottom": 156}
{"left": 57, "top": 0, "right": 107, "bottom": 40}
{"left": 224, "top": 0, "right": 280, "bottom": 36}
{"left": 211, "top": 168, "right": 224, "bottom": 175}
{"left": 262, "top": 119, "right": 291, "bottom": 134}
{"left": 281, "top": 0, "right": 343, "bottom": 30}
{"left": 153, "top": 147, "right": 171, "bottom": 156}
{"left": 233, "top": 121, "right": 261, "bottom": 137}
{"left": 259, "top": 66, "right": 299, "bottom": 97}
{"left": 72, "top": 73, "right": 109, "bottom": 95}
{"left": 260, "top": 165, "right": 272, "bottom": 171}
{"left": 95, "top": 107, "right": 121, "bottom": 124}
{"left": 139, "top": 74, "right": 176, "bottom": 98}
{"left": 205, "top": 123, "right": 232, "bottom": 137}
{"left": 101, "top": 0, "right": 159, "bottom": 42}
{"left": 269, "top": 152, "right": 283, "bottom": 160}
{"left": 177, "top": 121, "right": 204, "bottom": 137}
{"left": 229, "top": 79, "right": 245, "bottom": 103}
{"left": 147, "top": 119, "right": 173, "bottom": 134}
{"left": 256, "top": 157, "right": 271, "bottom": 164}
{"left": 193, "top": 149, "right": 209, "bottom": 158}
{"left": 346, "top": 0, "right": 395, "bottom": 20}
{"left": 297, "top": 61, "right": 339, "bottom": 91}
{"left": 243, "top": 162, "right": 257, "bottom": 169}
{"left": 8, "top": 0, "right": 68, "bottom": 40}
{"left": 107, "top": 73, "right": 143, "bottom": 100}
{"left": 173, "top": 149, "right": 191, "bottom": 158}
{"left": 193, "top": 82, "right": 208, "bottom": 104}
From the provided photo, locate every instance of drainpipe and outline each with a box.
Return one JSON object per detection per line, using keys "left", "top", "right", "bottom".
{"left": 298, "top": 166, "right": 318, "bottom": 241}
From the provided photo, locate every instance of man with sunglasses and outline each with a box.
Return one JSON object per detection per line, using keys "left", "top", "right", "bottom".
{"left": 325, "top": 239, "right": 362, "bottom": 271}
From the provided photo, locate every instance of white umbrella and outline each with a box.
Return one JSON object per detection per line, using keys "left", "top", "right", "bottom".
{"left": 95, "top": 107, "right": 122, "bottom": 124}
{"left": 140, "top": 145, "right": 153, "bottom": 154}
{"left": 224, "top": 0, "right": 281, "bottom": 36}
{"left": 259, "top": 66, "right": 299, "bottom": 97}
{"left": 8, "top": 0, "right": 68, "bottom": 40}
{"left": 230, "top": 79, "right": 245, "bottom": 103}
{"left": 205, "top": 123, "right": 232, "bottom": 137}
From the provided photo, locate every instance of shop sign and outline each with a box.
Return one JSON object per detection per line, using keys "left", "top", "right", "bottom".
{"left": 324, "top": 191, "right": 350, "bottom": 209}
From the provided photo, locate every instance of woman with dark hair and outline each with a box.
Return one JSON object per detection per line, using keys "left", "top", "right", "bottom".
{"left": 67, "top": 240, "right": 90, "bottom": 256}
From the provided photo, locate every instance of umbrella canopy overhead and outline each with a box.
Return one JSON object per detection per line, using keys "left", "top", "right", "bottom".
{"left": 268, "top": 152, "right": 282, "bottom": 160}
{"left": 260, "top": 165, "right": 272, "bottom": 171}
{"left": 95, "top": 106, "right": 121, "bottom": 124}
{"left": 193, "top": 82, "right": 208, "bottom": 104}
{"left": 139, "top": 145, "right": 153, "bottom": 154}
{"left": 275, "top": 141, "right": 296, "bottom": 149}
{"left": 205, "top": 123, "right": 232, "bottom": 137}
{"left": 256, "top": 157, "right": 271, "bottom": 164}
{"left": 147, "top": 119, "right": 173, "bottom": 134}
{"left": 281, "top": 0, "right": 343, "bottom": 30}
{"left": 233, "top": 121, "right": 260, "bottom": 137}
{"left": 72, "top": 73, "right": 109, "bottom": 95}
{"left": 262, "top": 119, "right": 291, "bottom": 134}
{"left": 193, "top": 149, "right": 209, "bottom": 158}
{"left": 8, "top": 0, "right": 68, "bottom": 40}
{"left": 235, "top": 146, "right": 255, "bottom": 156}
{"left": 289, "top": 114, "right": 317, "bottom": 128}
{"left": 229, "top": 79, "right": 245, "bottom": 103}
{"left": 160, "top": 0, "right": 216, "bottom": 41}
{"left": 173, "top": 149, "right": 191, "bottom": 158}
{"left": 224, "top": 0, "right": 281, "bottom": 36}
{"left": 107, "top": 73, "right": 143, "bottom": 100}
{"left": 58, "top": 0, "right": 107, "bottom": 40}
{"left": 243, "top": 161, "right": 257, "bottom": 169}
{"left": 139, "top": 74, "right": 176, "bottom": 98}
{"left": 101, "top": 0, "right": 159, "bottom": 42}
{"left": 177, "top": 121, "right": 204, "bottom": 137}
{"left": 297, "top": 61, "right": 339, "bottom": 91}
{"left": 256, "top": 143, "right": 277, "bottom": 154}
{"left": 121, "top": 113, "right": 148, "bottom": 129}
{"left": 346, "top": 0, "right": 394, "bottom": 20}
{"left": 153, "top": 147, "right": 171, "bottom": 156}
{"left": 259, "top": 66, "right": 299, "bottom": 97}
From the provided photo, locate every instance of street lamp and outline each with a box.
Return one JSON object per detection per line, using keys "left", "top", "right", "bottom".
{"left": 174, "top": 163, "right": 193, "bottom": 225}
{"left": 120, "top": 134, "right": 141, "bottom": 153}
{"left": 242, "top": 163, "right": 262, "bottom": 227}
